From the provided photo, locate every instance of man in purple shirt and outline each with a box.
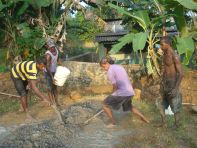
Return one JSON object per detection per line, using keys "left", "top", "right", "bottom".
{"left": 100, "top": 56, "right": 149, "bottom": 127}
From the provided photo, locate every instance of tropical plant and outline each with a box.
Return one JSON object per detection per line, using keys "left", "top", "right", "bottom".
{"left": 106, "top": 0, "right": 197, "bottom": 78}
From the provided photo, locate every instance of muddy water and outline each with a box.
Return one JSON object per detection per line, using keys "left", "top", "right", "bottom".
{"left": 0, "top": 101, "right": 140, "bottom": 147}
{"left": 73, "top": 111, "right": 136, "bottom": 148}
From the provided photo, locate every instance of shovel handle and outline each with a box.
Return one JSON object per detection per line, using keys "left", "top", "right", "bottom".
{"left": 84, "top": 109, "right": 104, "bottom": 124}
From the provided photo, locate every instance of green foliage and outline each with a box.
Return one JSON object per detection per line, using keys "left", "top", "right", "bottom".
{"left": 108, "top": 0, "right": 196, "bottom": 69}
{"left": 110, "top": 32, "right": 148, "bottom": 56}
{"left": 108, "top": 3, "right": 150, "bottom": 31}
{"left": 16, "top": 25, "right": 46, "bottom": 60}
{"left": 0, "top": 0, "right": 59, "bottom": 62}
{"left": 109, "top": 33, "right": 135, "bottom": 54}
{"left": 67, "top": 12, "right": 103, "bottom": 42}
{"left": 176, "top": 0, "right": 197, "bottom": 10}
{"left": 133, "top": 32, "right": 148, "bottom": 52}
{"left": 176, "top": 36, "right": 195, "bottom": 65}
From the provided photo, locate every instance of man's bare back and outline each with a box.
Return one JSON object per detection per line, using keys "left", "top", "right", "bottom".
{"left": 159, "top": 36, "right": 183, "bottom": 128}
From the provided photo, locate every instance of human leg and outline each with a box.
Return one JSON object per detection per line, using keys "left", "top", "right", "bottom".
{"left": 45, "top": 72, "right": 54, "bottom": 104}
{"left": 103, "top": 95, "right": 120, "bottom": 125}
{"left": 12, "top": 78, "right": 28, "bottom": 112}
{"left": 52, "top": 85, "right": 60, "bottom": 106}
{"left": 103, "top": 105, "right": 116, "bottom": 125}
{"left": 170, "top": 92, "right": 182, "bottom": 127}
{"left": 131, "top": 106, "right": 149, "bottom": 123}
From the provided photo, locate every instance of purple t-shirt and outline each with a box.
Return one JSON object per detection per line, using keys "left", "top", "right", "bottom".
{"left": 107, "top": 64, "right": 135, "bottom": 96}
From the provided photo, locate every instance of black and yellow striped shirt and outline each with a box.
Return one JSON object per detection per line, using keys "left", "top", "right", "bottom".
{"left": 11, "top": 61, "right": 38, "bottom": 80}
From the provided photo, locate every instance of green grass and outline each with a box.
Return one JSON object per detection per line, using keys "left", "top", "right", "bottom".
{"left": 0, "top": 97, "right": 38, "bottom": 115}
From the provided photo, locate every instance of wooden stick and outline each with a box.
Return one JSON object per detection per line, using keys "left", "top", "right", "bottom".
{"left": 0, "top": 92, "right": 20, "bottom": 98}
{"left": 51, "top": 104, "right": 65, "bottom": 124}
{"left": 84, "top": 109, "right": 104, "bottom": 124}
{"left": 182, "top": 103, "right": 196, "bottom": 106}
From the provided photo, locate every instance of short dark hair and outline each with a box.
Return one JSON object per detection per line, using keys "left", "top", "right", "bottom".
{"left": 100, "top": 55, "right": 115, "bottom": 65}
{"left": 161, "top": 36, "right": 173, "bottom": 47}
{"left": 36, "top": 57, "right": 47, "bottom": 65}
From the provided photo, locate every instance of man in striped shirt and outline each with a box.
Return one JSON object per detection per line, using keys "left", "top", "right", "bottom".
{"left": 11, "top": 58, "right": 50, "bottom": 120}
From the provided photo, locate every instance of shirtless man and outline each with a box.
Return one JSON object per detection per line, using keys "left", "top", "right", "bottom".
{"left": 159, "top": 36, "right": 183, "bottom": 128}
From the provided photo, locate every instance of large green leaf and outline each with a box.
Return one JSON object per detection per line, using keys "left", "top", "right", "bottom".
{"left": 182, "top": 49, "right": 193, "bottom": 65}
{"left": 28, "top": 0, "right": 53, "bottom": 8}
{"left": 0, "top": 0, "right": 12, "bottom": 11}
{"left": 175, "top": 0, "right": 197, "bottom": 10}
{"left": 173, "top": 5, "right": 188, "bottom": 37}
{"left": 109, "top": 33, "right": 135, "bottom": 54}
{"left": 16, "top": 2, "right": 29, "bottom": 16}
{"left": 176, "top": 37, "right": 195, "bottom": 54}
{"left": 17, "top": 23, "right": 32, "bottom": 38}
{"left": 34, "top": 38, "right": 46, "bottom": 49}
{"left": 133, "top": 10, "right": 150, "bottom": 29}
{"left": 108, "top": 3, "right": 150, "bottom": 31}
{"left": 176, "top": 36, "right": 195, "bottom": 65}
{"left": 133, "top": 32, "right": 148, "bottom": 52}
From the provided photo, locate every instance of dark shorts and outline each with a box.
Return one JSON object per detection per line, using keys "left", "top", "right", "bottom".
{"left": 104, "top": 95, "right": 132, "bottom": 112}
{"left": 44, "top": 72, "right": 55, "bottom": 90}
{"left": 161, "top": 90, "right": 182, "bottom": 114}
{"left": 161, "top": 78, "right": 182, "bottom": 113}
{"left": 11, "top": 75, "right": 28, "bottom": 97}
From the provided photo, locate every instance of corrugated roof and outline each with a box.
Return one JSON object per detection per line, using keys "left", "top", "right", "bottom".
{"left": 95, "top": 31, "right": 129, "bottom": 42}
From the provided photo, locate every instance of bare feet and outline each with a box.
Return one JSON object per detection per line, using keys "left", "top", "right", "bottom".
{"left": 18, "top": 104, "right": 24, "bottom": 112}
{"left": 41, "top": 100, "right": 51, "bottom": 106}
{"left": 105, "top": 123, "right": 116, "bottom": 128}
{"left": 25, "top": 113, "right": 36, "bottom": 123}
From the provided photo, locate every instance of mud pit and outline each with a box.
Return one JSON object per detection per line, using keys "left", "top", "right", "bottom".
{"left": 0, "top": 96, "right": 196, "bottom": 148}
{"left": 0, "top": 100, "right": 139, "bottom": 147}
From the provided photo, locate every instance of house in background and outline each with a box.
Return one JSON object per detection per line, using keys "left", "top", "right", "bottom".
{"left": 95, "top": 19, "right": 133, "bottom": 64}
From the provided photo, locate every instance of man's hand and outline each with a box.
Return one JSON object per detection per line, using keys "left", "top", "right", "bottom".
{"left": 52, "top": 77, "right": 57, "bottom": 85}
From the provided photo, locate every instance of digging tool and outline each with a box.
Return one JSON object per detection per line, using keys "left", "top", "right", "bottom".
{"left": 0, "top": 91, "right": 20, "bottom": 98}
{"left": 84, "top": 109, "right": 104, "bottom": 125}
{"left": 51, "top": 104, "right": 65, "bottom": 124}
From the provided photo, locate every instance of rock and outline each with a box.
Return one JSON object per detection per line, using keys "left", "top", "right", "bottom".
{"left": 192, "top": 105, "right": 197, "bottom": 113}
{"left": 70, "top": 91, "right": 82, "bottom": 100}
{"left": 91, "top": 85, "right": 113, "bottom": 94}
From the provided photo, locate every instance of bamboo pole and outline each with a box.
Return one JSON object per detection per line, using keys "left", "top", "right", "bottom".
{"left": 0, "top": 92, "right": 20, "bottom": 98}
{"left": 84, "top": 109, "right": 104, "bottom": 125}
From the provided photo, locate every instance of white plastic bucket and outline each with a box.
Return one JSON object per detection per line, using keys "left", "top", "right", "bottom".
{"left": 54, "top": 66, "right": 70, "bottom": 86}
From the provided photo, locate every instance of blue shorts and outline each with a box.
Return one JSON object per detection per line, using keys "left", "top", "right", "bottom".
{"left": 44, "top": 72, "right": 55, "bottom": 90}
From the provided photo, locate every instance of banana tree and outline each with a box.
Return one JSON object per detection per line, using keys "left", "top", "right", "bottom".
{"left": 108, "top": 3, "right": 161, "bottom": 78}
{"left": 107, "top": 0, "right": 197, "bottom": 78}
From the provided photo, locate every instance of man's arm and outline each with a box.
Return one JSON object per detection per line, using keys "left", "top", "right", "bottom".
{"left": 28, "top": 80, "right": 50, "bottom": 103}
{"left": 57, "top": 56, "right": 62, "bottom": 66}
{"left": 46, "top": 54, "right": 53, "bottom": 79}
{"left": 112, "top": 84, "right": 117, "bottom": 92}
{"left": 174, "top": 55, "right": 184, "bottom": 89}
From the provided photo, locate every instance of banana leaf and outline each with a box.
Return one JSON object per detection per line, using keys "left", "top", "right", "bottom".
{"left": 109, "top": 33, "right": 135, "bottom": 54}
{"left": 176, "top": 0, "right": 197, "bottom": 10}
{"left": 133, "top": 32, "right": 148, "bottom": 52}
{"left": 176, "top": 36, "right": 195, "bottom": 65}
{"left": 108, "top": 3, "right": 150, "bottom": 31}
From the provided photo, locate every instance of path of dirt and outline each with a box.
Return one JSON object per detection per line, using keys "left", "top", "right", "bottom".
{"left": 0, "top": 95, "right": 196, "bottom": 148}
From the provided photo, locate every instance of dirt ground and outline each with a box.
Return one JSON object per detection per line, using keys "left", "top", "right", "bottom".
{"left": 0, "top": 94, "right": 196, "bottom": 148}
